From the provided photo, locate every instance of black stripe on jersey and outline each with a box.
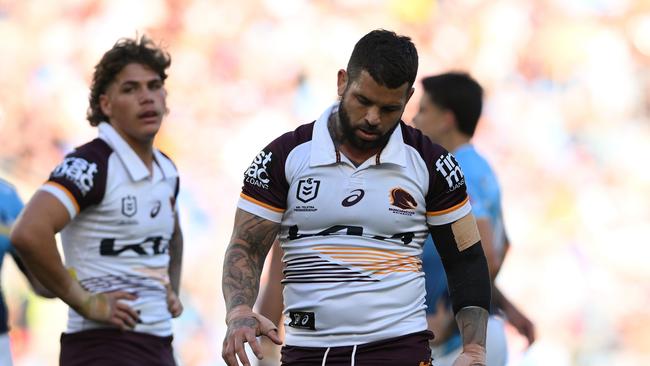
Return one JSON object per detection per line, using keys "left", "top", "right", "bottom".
{"left": 282, "top": 255, "right": 378, "bottom": 284}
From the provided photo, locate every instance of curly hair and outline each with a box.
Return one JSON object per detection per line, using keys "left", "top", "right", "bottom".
{"left": 86, "top": 35, "right": 171, "bottom": 126}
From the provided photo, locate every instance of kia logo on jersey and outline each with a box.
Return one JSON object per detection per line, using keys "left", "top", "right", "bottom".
{"left": 341, "top": 189, "right": 365, "bottom": 207}
{"left": 121, "top": 195, "right": 137, "bottom": 217}
{"left": 390, "top": 188, "right": 417, "bottom": 210}
{"left": 296, "top": 178, "right": 320, "bottom": 203}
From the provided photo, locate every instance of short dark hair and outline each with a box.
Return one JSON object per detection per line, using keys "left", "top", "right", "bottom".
{"left": 421, "top": 72, "right": 483, "bottom": 137}
{"left": 347, "top": 29, "right": 418, "bottom": 90}
{"left": 87, "top": 35, "right": 171, "bottom": 126}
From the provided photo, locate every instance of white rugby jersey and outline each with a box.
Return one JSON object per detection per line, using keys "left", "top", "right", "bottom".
{"left": 238, "top": 104, "right": 471, "bottom": 347}
{"left": 40, "top": 122, "right": 179, "bottom": 337}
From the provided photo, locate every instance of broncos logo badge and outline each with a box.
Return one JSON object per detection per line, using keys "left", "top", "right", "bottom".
{"left": 390, "top": 188, "right": 417, "bottom": 210}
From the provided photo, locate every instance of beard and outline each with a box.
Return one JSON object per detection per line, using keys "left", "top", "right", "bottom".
{"left": 337, "top": 99, "right": 395, "bottom": 151}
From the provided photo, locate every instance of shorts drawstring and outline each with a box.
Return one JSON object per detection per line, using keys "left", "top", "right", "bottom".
{"left": 321, "top": 347, "right": 331, "bottom": 366}
{"left": 351, "top": 344, "right": 357, "bottom": 366}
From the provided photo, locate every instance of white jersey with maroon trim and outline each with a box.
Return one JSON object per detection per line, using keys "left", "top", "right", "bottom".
{"left": 238, "top": 104, "right": 471, "bottom": 347}
{"left": 40, "top": 122, "right": 179, "bottom": 337}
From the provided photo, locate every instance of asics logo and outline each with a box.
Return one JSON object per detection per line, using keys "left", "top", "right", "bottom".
{"left": 150, "top": 200, "right": 161, "bottom": 218}
{"left": 341, "top": 189, "right": 365, "bottom": 207}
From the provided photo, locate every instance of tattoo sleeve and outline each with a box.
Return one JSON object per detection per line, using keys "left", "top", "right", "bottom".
{"left": 455, "top": 306, "right": 489, "bottom": 347}
{"left": 222, "top": 209, "right": 280, "bottom": 313}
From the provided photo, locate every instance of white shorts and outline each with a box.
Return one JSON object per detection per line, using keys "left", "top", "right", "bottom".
{"left": 0, "top": 332, "right": 14, "bottom": 366}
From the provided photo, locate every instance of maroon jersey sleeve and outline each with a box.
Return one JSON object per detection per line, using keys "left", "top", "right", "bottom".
{"left": 241, "top": 122, "right": 314, "bottom": 212}
{"left": 46, "top": 138, "right": 111, "bottom": 212}
{"left": 401, "top": 123, "right": 469, "bottom": 224}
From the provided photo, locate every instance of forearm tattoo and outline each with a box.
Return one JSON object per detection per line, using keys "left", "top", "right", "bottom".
{"left": 455, "top": 306, "right": 489, "bottom": 347}
{"left": 223, "top": 209, "right": 279, "bottom": 312}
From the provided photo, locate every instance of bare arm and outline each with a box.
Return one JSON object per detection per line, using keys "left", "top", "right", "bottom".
{"left": 222, "top": 208, "right": 282, "bottom": 366}
{"left": 493, "top": 285, "right": 535, "bottom": 346}
{"left": 166, "top": 213, "right": 183, "bottom": 317}
{"left": 255, "top": 240, "right": 285, "bottom": 327}
{"left": 10, "top": 249, "right": 55, "bottom": 298}
{"left": 10, "top": 191, "right": 139, "bottom": 329}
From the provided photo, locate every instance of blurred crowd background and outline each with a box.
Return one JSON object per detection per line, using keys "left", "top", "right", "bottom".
{"left": 1, "top": 0, "right": 649, "bottom": 365}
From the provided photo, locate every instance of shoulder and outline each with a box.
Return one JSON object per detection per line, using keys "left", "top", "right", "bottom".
{"left": 399, "top": 122, "right": 447, "bottom": 161}
{"left": 68, "top": 138, "right": 113, "bottom": 160}
{"left": 266, "top": 121, "right": 315, "bottom": 154}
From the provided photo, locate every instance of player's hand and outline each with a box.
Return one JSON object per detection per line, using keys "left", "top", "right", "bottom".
{"left": 166, "top": 285, "right": 183, "bottom": 318}
{"left": 452, "top": 344, "right": 486, "bottom": 366}
{"left": 222, "top": 306, "right": 282, "bottom": 366}
{"left": 77, "top": 291, "right": 140, "bottom": 330}
{"left": 503, "top": 302, "right": 535, "bottom": 346}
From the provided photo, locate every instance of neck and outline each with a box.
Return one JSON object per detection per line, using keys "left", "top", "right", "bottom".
{"left": 328, "top": 112, "right": 381, "bottom": 166}
{"left": 113, "top": 128, "right": 155, "bottom": 172}
{"left": 441, "top": 132, "right": 471, "bottom": 153}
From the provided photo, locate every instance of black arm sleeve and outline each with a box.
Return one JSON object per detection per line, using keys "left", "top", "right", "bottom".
{"left": 429, "top": 223, "right": 491, "bottom": 314}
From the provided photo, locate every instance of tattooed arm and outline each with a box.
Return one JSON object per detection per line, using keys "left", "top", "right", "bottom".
{"left": 222, "top": 209, "right": 283, "bottom": 366}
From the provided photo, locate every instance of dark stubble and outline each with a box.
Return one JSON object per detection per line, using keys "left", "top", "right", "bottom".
{"left": 337, "top": 98, "right": 396, "bottom": 151}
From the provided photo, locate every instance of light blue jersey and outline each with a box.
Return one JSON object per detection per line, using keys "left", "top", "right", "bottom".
{"left": 423, "top": 144, "right": 504, "bottom": 314}
{"left": 0, "top": 178, "right": 24, "bottom": 334}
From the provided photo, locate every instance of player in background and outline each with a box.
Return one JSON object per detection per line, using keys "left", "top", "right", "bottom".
{"left": 10, "top": 36, "right": 183, "bottom": 366}
{"left": 0, "top": 178, "right": 53, "bottom": 366}
{"left": 413, "top": 72, "right": 535, "bottom": 365}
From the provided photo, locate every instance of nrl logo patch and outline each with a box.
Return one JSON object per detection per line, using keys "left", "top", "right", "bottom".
{"left": 121, "top": 195, "right": 138, "bottom": 217}
{"left": 296, "top": 178, "right": 320, "bottom": 203}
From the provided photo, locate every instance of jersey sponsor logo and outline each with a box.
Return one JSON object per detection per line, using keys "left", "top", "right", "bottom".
{"left": 245, "top": 150, "right": 273, "bottom": 189}
{"left": 288, "top": 224, "right": 415, "bottom": 246}
{"left": 100, "top": 236, "right": 167, "bottom": 256}
{"left": 389, "top": 188, "right": 417, "bottom": 216}
{"left": 121, "top": 195, "right": 137, "bottom": 217}
{"left": 150, "top": 200, "right": 161, "bottom": 218}
{"left": 51, "top": 157, "right": 98, "bottom": 196}
{"left": 296, "top": 178, "right": 320, "bottom": 203}
{"left": 435, "top": 153, "right": 465, "bottom": 191}
{"left": 341, "top": 189, "right": 365, "bottom": 207}
{"left": 288, "top": 311, "right": 316, "bottom": 330}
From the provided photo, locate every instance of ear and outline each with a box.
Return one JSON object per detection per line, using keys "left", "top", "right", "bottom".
{"left": 442, "top": 109, "right": 457, "bottom": 131}
{"left": 336, "top": 69, "right": 348, "bottom": 97}
{"left": 99, "top": 94, "right": 111, "bottom": 119}
{"left": 405, "top": 87, "right": 415, "bottom": 104}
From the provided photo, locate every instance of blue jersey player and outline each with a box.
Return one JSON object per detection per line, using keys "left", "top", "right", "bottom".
{"left": 414, "top": 72, "right": 536, "bottom": 365}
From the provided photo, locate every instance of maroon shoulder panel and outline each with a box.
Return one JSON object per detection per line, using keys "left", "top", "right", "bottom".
{"left": 241, "top": 122, "right": 315, "bottom": 210}
{"left": 400, "top": 122, "right": 468, "bottom": 214}
{"left": 47, "top": 138, "right": 112, "bottom": 212}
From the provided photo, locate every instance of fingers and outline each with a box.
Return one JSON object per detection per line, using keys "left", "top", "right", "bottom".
{"left": 266, "top": 329, "right": 283, "bottom": 345}
{"left": 245, "top": 331, "right": 264, "bottom": 360}
{"left": 233, "top": 333, "right": 253, "bottom": 366}
{"left": 114, "top": 301, "right": 140, "bottom": 328}
{"left": 167, "top": 294, "right": 183, "bottom": 318}
{"left": 110, "top": 291, "right": 138, "bottom": 301}
{"left": 169, "top": 301, "right": 183, "bottom": 318}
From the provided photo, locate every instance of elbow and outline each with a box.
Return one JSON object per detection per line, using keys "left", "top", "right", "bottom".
{"left": 10, "top": 224, "right": 31, "bottom": 252}
{"left": 33, "top": 286, "right": 56, "bottom": 299}
{"left": 10, "top": 221, "right": 41, "bottom": 255}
